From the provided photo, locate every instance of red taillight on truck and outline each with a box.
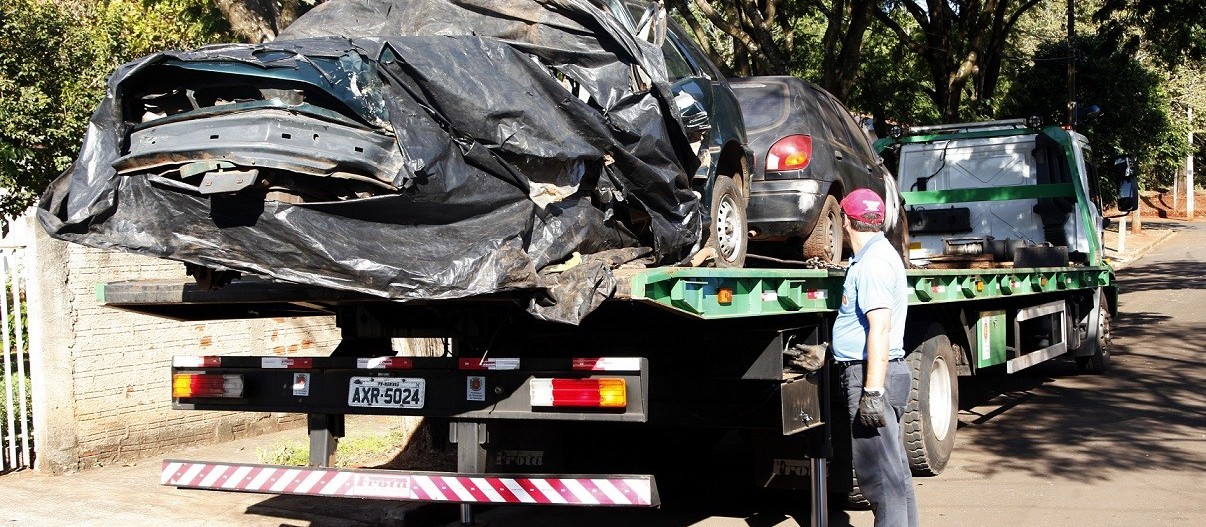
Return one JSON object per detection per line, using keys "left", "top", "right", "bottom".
{"left": 172, "top": 373, "right": 244, "bottom": 398}
{"left": 530, "top": 378, "right": 626, "bottom": 408}
{"left": 766, "top": 134, "right": 813, "bottom": 171}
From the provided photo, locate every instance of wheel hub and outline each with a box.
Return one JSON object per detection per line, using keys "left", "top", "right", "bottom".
{"left": 929, "top": 356, "right": 953, "bottom": 441}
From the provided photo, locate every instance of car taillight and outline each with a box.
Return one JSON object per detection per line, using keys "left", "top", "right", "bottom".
{"left": 767, "top": 134, "right": 813, "bottom": 171}
{"left": 172, "top": 373, "right": 244, "bottom": 398}
{"left": 530, "top": 378, "right": 626, "bottom": 408}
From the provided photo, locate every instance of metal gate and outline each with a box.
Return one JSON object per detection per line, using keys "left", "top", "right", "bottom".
{"left": 1, "top": 245, "right": 32, "bottom": 473}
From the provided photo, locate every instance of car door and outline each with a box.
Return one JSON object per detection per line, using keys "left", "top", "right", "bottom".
{"left": 814, "top": 87, "right": 883, "bottom": 194}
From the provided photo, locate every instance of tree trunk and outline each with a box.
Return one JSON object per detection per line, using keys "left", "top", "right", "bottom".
{"left": 213, "top": 0, "right": 282, "bottom": 43}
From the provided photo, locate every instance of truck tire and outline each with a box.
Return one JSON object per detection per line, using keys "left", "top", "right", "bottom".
{"left": 903, "top": 327, "right": 959, "bottom": 476}
{"left": 708, "top": 175, "right": 748, "bottom": 267}
{"left": 802, "top": 194, "right": 843, "bottom": 264}
{"left": 1076, "top": 292, "right": 1112, "bottom": 374}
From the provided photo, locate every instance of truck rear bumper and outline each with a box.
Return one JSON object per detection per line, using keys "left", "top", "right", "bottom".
{"left": 162, "top": 459, "right": 659, "bottom": 506}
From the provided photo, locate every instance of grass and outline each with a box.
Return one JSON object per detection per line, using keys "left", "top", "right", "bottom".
{"left": 258, "top": 429, "right": 408, "bottom": 468}
{"left": 1, "top": 371, "right": 33, "bottom": 447}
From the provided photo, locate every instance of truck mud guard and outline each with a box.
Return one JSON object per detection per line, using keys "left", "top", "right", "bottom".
{"left": 161, "top": 460, "right": 659, "bottom": 506}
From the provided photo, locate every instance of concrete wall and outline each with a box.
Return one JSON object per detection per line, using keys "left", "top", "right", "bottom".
{"left": 23, "top": 216, "right": 344, "bottom": 474}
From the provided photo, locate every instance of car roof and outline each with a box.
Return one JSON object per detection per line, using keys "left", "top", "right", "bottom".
{"left": 728, "top": 76, "right": 849, "bottom": 136}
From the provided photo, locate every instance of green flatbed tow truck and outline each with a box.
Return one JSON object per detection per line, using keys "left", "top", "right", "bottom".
{"left": 99, "top": 119, "right": 1136, "bottom": 526}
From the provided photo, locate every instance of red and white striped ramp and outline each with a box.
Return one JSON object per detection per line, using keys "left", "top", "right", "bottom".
{"left": 162, "top": 460, "right": 657, "bottom": 506}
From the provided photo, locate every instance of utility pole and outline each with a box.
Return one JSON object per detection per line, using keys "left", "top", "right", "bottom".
{"left": 1189, "top": 105, "right": 1196, "bottom": 219}
{"left": 1067, "top": 0, "right": 1077, "bottom": 128}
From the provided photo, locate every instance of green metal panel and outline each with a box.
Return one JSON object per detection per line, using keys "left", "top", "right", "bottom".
{"left": 625, "top": 265, "right": 1114, "bottom": 320}
{"left": 627, "top": 268, "right": 841, "bottom": 319}
{"left": 975, "top": 310, "right": 1007, "bottom": 368}
{"left": 900, "top": 183, "right": 1074, "bottom": 205}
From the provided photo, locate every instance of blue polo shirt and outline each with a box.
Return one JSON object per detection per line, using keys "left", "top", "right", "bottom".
{"left": 832, "top": 233, "right": 907, "bottom": 362}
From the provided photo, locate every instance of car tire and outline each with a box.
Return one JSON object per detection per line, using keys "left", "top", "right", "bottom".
{"left": 903, "top": 325, "right": 958, "bottom": 476}
{"left": 708, "top": 175, "right": 748, "bottom": 268}
{"left": 802, "top": 194, "right": 843, "bottom": 264}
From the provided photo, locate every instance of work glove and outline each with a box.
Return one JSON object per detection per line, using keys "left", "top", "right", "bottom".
{"left": 785, "top": 342, "right": 828, "bottom": 372}
{"left": 858, "top": 389, "right": 887, "bottom": 428}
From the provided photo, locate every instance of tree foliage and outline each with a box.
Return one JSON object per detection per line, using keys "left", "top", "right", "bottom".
{"left": 668, "top": 1, "right": 877, "bottom": 103}
{"left": 0, "top": 0, "right": 228, "bottom": 222}
{"left": 874, "top": 0, "right": 1044, "bottom": 122}
{"left": 1095, "top": 0, "right": 1206, "bottom": 66}
{"left": 1005, "top": 34, "right": 1186, "bottom": 188}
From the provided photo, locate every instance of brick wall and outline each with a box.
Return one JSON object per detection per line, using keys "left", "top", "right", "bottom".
{"left": 25, "top": 217, "right": 344, "bottom": 473}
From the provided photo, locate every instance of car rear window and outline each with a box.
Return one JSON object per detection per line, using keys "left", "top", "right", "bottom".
{"left": 731, "top": 82, "right": 790, "bottom": 132}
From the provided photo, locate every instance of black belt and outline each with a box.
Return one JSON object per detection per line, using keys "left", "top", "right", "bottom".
{"left": 835, "top": 357, "right": 905, "bottom": 369}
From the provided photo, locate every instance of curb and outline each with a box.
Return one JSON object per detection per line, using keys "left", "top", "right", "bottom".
{"left": 1108, "top": 228, "right": 1178, "bottom": 270}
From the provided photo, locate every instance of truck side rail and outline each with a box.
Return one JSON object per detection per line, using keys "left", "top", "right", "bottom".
{"left": 100, "top": 264, "right": 1114, "bottom": 322}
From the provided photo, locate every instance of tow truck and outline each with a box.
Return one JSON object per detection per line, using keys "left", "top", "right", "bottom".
{"left": 94, "top": 118, "right": 1135, "bottom": 526}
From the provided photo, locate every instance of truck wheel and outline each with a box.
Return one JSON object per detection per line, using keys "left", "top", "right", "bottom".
{"left": 802, "top": 195, "right": 843, "bottom": 264}
{"left": 903, "top": 327, "right": 959, "bottom": 476}
{"left": 708, "top": 175, "right": 748, "bottom": 267}
{"left": 1076, "top": 293, "right": 1112, "bottom": 374}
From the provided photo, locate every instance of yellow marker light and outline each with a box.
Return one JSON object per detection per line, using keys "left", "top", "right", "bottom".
{"left": 718, "top": 287, "right": 734, "bottom": 305}
{"left": 1040, "top": 277, "right": 1049, "bottom": 287}
{"left": 597, "top": 378, "right": 628, "bottom": 408}
{"left": 976, "top": 281, "right": 985, "bottom": 292}
{"left": 785, "top": 151, "right": 810, "bottom": 168}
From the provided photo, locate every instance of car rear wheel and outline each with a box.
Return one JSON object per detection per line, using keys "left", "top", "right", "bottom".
{"left": 708, "top": 175, "right": 748, "bottom": 268}
{"left": 802, "top": 194, "right": 843, "bottom": 264}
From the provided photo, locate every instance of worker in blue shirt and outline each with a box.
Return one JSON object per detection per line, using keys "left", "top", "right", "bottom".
{"left": 832, "top": 188, "right": 918, "bottom": 527}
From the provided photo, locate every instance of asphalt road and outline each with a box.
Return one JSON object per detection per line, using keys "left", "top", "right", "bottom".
{"left": 1, "top": 223, "right": 1200, "bottom": 527}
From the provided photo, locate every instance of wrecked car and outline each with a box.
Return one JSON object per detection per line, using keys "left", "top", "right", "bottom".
{"left": 37, "top": 0, "right": 752, "bottom": 324}
{"left": 729, "top": 76, "right": 901, "bottom": 263}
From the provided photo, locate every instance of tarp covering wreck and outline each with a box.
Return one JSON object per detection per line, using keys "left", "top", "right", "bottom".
{"left": 38, "top": 0, "right": 703, "bottom": 324}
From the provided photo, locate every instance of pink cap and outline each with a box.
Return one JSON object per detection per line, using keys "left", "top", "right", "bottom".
{"left": 840, "top": 188, "right": 886, "bottom": 225}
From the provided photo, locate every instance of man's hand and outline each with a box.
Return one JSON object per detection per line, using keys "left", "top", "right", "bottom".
{"left": 858, "top": 390, "right": 887, "bottom": 428}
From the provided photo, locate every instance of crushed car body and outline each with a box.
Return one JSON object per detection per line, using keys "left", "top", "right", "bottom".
{"left": 38, "top": 0, "right": 713, "bottom": 324}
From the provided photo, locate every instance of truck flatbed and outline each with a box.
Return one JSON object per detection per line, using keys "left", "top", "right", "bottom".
{"left": 99, "top": 263, "right": 1114, "bottom": 321}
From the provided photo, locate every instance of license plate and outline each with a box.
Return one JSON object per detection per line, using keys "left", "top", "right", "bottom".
{"left": 348, "top": 377, "right": 425, "bottom": 409}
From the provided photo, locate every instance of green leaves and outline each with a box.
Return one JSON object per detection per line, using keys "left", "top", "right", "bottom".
{"left": 0, "top": 0, "right": 230, "bottom": 221}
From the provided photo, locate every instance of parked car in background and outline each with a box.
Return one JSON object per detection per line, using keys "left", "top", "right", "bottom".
{"left": 729, "top": 76, "right": 901, "bottom": 263}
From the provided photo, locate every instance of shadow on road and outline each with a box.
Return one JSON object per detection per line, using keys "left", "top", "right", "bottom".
{"left": 949, "top": 251, "right": 1206, "bottom": 485}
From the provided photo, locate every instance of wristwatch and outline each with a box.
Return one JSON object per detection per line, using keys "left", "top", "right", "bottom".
{"left": 863, "top": 387, "right": 884, "bottom": 396}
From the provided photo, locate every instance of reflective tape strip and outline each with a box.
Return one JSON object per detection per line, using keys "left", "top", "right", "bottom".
{"left": 356, "top": 357, "right": 414, "bottom": 369}
{"left": 261, "top": 358, "right": 313, "bottom": 369}
{"left": 572, "top": 358, "right": 641, "bottom": 371}
{"left": 173, "top": 356, "right": 221, "bottom": 368}
{"left": 458, "top": 358, "right": 521, "bottom": 370}
{"left": 161, "top": 461, "right": 655, "bottom": 506}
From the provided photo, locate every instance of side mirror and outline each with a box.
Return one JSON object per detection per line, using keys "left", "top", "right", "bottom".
{"left": 1112, "top": 155, "right": 1139, "bottom": 213}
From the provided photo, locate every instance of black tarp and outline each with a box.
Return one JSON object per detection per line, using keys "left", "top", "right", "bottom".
{"left": 37, "top": 0, "right": 702, "bottom": 324}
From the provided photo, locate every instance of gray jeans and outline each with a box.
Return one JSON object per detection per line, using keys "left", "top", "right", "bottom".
{"left": 840, "top": 359, "right": 919, "bottom": 527}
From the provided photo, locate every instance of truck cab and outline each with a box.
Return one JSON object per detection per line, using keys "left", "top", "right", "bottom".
{"left": 875, "top": 119, "right": 1135, "bottom": 269}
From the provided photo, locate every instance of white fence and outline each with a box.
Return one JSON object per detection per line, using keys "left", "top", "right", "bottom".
{"left": 1, "top": 246, "right": 32, "bottom": 473}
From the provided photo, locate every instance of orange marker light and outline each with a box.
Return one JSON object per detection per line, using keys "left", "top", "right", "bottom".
{"left": 718, "top": 287, "right": 734, "bottom": 305}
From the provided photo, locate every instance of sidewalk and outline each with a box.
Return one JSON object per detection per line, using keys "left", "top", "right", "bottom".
{"left": 0, "top": 416, "right": 448, "bottom": 527}
{"left": 1100, "top": 217, "right": 1183, "bottom": 269}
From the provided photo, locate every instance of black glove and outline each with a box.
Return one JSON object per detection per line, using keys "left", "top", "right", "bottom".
{"left": 785, "top": 342, "right": 828, "bottom": 372}
{"left": 858, "top": 389, "right": 887, "bottom": 428}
